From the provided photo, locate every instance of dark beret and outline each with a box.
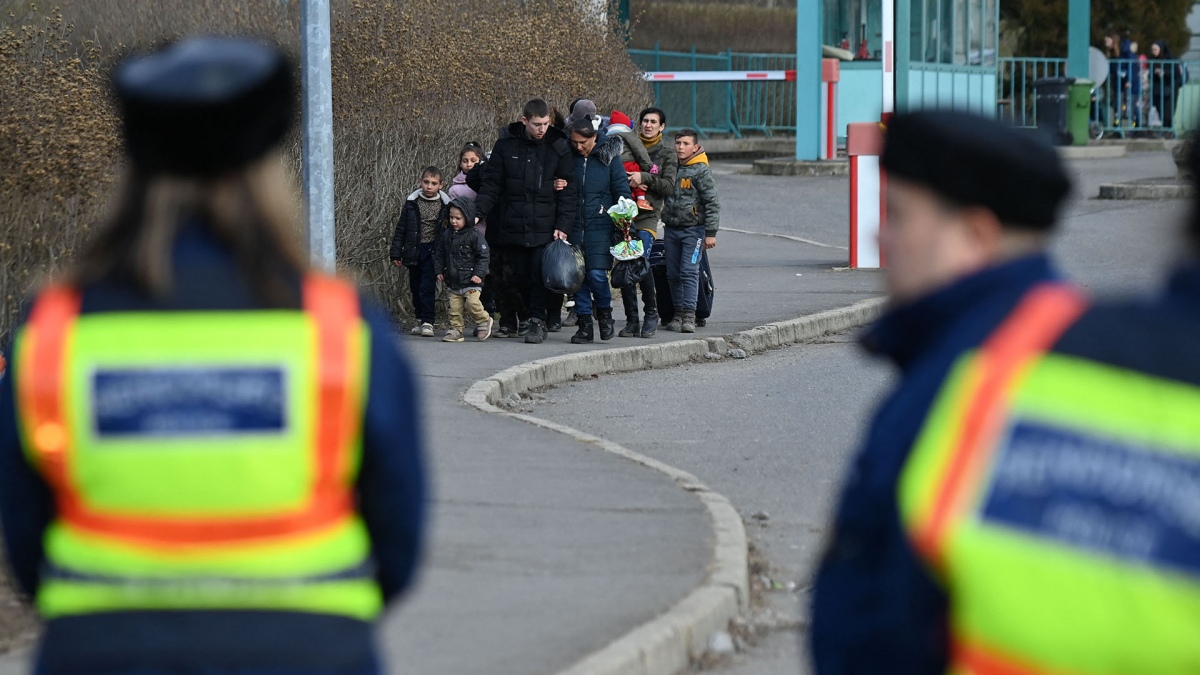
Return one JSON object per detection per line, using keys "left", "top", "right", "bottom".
{"left": 881, "top": 111, "right": 1072, "bottom": 231}
{"left": 113, "top": 37, "right": 294, "bottom": 177}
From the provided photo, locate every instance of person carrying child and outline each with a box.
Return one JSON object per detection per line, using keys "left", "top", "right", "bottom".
{"left": 435, "top": 197, "right": 493, "bottom": 342}
{"left": 390, "top": 166, "right": 451, "bottom": 336}
{"left": 662, "top": 128, "right": 720, "bottom": 333}
{"left": 606, "top": 111, "right": 656, "bottom": 213}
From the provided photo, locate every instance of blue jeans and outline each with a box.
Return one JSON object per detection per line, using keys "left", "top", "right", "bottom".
{"left": 573, "top": 268, "right": 612, "bottom": 316}
{"left": 407, "top": 243, "right": 437, "bottom": 324}
{"left": 664, "top": 225, "right": 705, "bottom": 312}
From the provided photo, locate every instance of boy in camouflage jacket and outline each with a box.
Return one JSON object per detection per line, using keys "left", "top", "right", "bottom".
{"left": 661, "top": 128, "right": 720, "bottom": 333}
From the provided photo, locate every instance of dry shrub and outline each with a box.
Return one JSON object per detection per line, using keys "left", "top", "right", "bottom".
{"left": 0, "top": 0, "right": 651, "bottom": 342}
{"left": 628, "top": 0, "right": 796, "bottom": 54}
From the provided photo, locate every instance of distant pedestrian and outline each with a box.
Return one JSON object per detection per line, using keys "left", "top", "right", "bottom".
{"left": 619, "top": 106, "right": 677, "bottom": 338}
{"left": 565, "top": 116, "right": 632, "bottom": 344}
{"left": 473, "top": 98, "right": 577, "bottom": 344}
{"left": 1150, "top": 41, "right": 1185, "bottom": 130}
{"left": 809, "top": 110, "right": 1073, "bottom": 673}
{"left": 435, "top": 198, "right": 492, "bottom": 342}
{"left": 390, "top": 166, "right": 451, "bottom": 336}
{"left": 661, "top": 128, "right": 719, "bottom": 334}
{"left": 1120, "top": 38, "right": 1143, "bottom": 127}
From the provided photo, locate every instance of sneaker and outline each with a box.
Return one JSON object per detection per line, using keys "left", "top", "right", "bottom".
{"left": 441, "top": 329, "right": 465, "bottom": 342}
{"left": 680, "top": 311, "right": 696, "bottom": 334}
{"left": 476, "top": 318, "right": 494, "bottom": 341}
{"left": 517, "top": 320, "right": 531, "bottom": 338}
{"left": 663, "top": 318, "right": 682, "bottom": 332}
{"left": 524, "top": 319, "right": 547, "bottom": 344}
{"left": 547, "top": 315, "right": 562, "bottom": 332}
{"left": 494, "top": 325, "right": 518, "bottom": 339}
{"left": 420, "top": 323, "right": 435, "bottom": 337}
{"left": 410, "top": 324, "right": 424, "bottom": 336}
{"left": 696, "top": 318, "right": 707, "bottom": 328}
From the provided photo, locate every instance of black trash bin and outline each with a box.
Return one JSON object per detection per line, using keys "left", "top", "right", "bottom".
{"left": 1033, "top": 77, "right": 1075, "bottom": 145}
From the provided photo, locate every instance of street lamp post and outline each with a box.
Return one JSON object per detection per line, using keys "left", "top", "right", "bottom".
{"left": 301, "top": 0, "right": 336, "bottom": 272}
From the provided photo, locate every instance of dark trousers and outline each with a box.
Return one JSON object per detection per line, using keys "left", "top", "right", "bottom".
{"left": 408, "top": 243, "right": 437, "bottom": 324}
{"left": 500, "top": 244, "right": 549, "bottom": 323}
{"left": 621, "top": 230, "right": 657, "bottom": 319}
{"left": 490, "top": 247, "right": 528, "bottom": 328}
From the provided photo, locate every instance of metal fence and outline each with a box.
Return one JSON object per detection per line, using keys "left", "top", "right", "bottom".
{"left": 628, "top": 45, "right": 797, "bottom": 137}
{"left": 999, "top": 56, "right": 1200, "bottom": 139}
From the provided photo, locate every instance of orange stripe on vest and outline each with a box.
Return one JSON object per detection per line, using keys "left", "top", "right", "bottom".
{"left": 912, "top": 284, "right": 1087, "bottom": 568}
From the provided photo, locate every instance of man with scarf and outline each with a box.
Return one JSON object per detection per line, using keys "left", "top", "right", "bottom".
{"left": 618, "top": 107, "right": 678, "bottom": 338}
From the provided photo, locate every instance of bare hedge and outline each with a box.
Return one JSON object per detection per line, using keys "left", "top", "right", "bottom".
{"left": 0, "top": 0, "right": 651, "bottom": 342}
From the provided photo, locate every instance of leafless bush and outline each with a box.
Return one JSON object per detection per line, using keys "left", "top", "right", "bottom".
{"left": 628, "top": 0, "right": 796, "bottom": 53}
{"left": 0, "top": 0, "right": 651, "bottom": 341}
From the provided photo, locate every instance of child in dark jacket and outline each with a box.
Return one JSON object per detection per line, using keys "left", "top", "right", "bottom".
{"left": 391, "top": 166, "right": 450, "bottom": 336}
{"left": 434, "top": 198, "right": 492, "bottom": 342}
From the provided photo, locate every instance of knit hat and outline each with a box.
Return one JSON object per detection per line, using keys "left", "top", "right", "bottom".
{"left": 609, "top": 110, "right": 633, "bottom": 128}
{"left": 564, "top": 99, "right": 598, "bottom": 128}
{"left": 113, "top": 37, "right": 295, "bottom": 177}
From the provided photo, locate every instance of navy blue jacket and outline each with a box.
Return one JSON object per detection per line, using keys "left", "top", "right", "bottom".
{"left": 809, "top": 254, "right": 1060, "bottom": 674}
{"left": 568, "top": 133, "right": 632, "bottom": 271}
{"left": 0, "top": 226, "right": 427, "bottom": 675}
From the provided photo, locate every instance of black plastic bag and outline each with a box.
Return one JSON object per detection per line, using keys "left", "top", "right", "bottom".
{"left": 541, "top": 240, "right": 585, "bottom": 294}
{"left": 610, "top": 256, "right": 650, "bottom": 288}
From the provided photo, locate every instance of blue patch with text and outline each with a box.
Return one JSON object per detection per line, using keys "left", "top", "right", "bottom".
{"left": 92, "top": 367, "right": 287, "bottom": 437}
{"left": 981, "top": 420, "right": 1200, "bottom": 576}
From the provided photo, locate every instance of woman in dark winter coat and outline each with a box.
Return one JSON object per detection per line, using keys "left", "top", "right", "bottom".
{"left": 565, "top": 116, "right": 632, "bottom": 344}
{"left": 1150, "top": 41, "right": 1185, "bottom": 130}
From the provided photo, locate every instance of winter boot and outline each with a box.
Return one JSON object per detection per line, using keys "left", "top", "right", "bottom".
{"left": 641, "top": 311, "right": 659, "bottom": 338}
{"left": 619, "top": 312, "right": 640, "bottom": 337}
{"left": 663, "top": 316, "right": 682, "bottom": 332}
{"left": 680, "top": 310, "right": 696, "bottom": 334}
{"left": 571, "top": 315, "right": 594, "bottom": 344}
{"left": 597, "top": 307, "right": 616, "bottom": 341}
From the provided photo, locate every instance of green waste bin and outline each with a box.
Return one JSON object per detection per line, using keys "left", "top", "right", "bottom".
{"left": 1068, "top": 79, "right": 1093, "bottom": 147}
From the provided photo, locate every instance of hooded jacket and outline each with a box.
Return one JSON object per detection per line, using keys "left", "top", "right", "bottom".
{"left": 389, "top": 189, "right": 451, "bottom": 265}
{"left": 568, "top": 133, "right": 632, "bottom": 271}
{"left": 474, "top": 122, "right": 577, "bottom": 248}
{"left": 663, "top": 151, "right": 720, "bottom": 235}
{"left": 434, "top": 198, "right": 490, "bottom": 289}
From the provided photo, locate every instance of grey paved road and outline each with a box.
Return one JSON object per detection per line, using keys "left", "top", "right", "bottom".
{"left": 535, "top": 152, "right": 1187, "bottom": 674}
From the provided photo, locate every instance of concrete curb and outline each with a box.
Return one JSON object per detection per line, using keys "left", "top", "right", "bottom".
{"left": 463, "top": 296, "right": 886, "bottom": 675}
{"left": 751, "top": 158, "right": 849, "bottom": 177}
{"left": 1058, "top": 145, "right": 1127, "bottom": 160}
{"left": 1098, "top": 180, "right": 1194, "bottom": 200}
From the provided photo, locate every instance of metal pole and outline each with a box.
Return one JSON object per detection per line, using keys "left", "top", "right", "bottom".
{"left": 301, "top": 0, "right": 336, "bottom": 272}
{"left": 795, "top": 0, "right": 822, "bottom": 160}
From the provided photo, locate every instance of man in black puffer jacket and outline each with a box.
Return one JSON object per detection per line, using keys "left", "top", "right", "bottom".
{"left": 474, "top": 98, "right": 577, "bottom": 344}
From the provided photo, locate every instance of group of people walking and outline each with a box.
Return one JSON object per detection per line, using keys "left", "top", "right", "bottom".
{"left": 389, "top": 98, "right": 721, "bottom": 345}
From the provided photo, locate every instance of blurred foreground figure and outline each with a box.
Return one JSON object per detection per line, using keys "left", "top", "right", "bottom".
{"left": 810, "top": 111, "right": 1074, "bottom": 673}
{"left": 0, "top": 37, "right": 426, "bottom": 675}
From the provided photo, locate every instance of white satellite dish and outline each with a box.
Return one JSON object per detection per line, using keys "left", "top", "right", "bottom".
{"left": 1089, "top": 46, "right": 1109, "bottom": 86}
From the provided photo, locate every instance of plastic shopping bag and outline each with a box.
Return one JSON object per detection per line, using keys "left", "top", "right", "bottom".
{"left": 541, "top": 239, "right": 586, "bottom": 294}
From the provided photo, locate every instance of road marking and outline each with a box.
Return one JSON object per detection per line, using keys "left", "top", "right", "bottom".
{"left": 724, "top": 227, "right": 848, "bottom": 251}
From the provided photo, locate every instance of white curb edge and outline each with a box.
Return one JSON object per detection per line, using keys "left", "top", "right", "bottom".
{"left": 463, "top": 296, "right": 886, "bottom": 675}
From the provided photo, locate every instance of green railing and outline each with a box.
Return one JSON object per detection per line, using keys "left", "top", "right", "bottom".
{"left": 999, "top": 56, "right": 1198, "bottom": 138}
{"left": 628, "top": 45, "right": 797, "bottom": 138}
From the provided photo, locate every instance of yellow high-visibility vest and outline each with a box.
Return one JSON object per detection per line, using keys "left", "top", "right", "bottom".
{"left": 14, "top": 275, "right": 382, "bottom": 620}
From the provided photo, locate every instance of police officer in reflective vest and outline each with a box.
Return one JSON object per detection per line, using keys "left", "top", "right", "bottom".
{"left": 809, "top": 111, "right": 1074, "bottom": 673}
{"left": 0, "top": 38, "right": 426, "bottom": 675}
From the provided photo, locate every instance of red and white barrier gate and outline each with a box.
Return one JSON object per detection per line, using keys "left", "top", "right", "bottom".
{"left": 819, "top": 59, "right": 840, "bottom": 161}
{"left": 848, "top": 122, "right": 885, "bottom": 269}
{"left": 642, "top": 70, "right": 797, "bottom": 82}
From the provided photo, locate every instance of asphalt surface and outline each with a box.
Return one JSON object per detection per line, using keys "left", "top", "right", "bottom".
{"left": 0, "top": 151, "right": 1182, "bottom": 675}
{"left": 534, "top": 151, "right": 1188, "bottom": 675}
